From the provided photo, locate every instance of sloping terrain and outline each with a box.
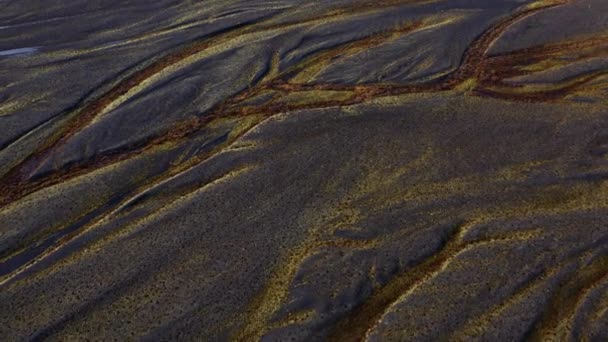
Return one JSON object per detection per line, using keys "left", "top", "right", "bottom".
{"left": 0, "top": 0, "right": 607, "bottom": 340}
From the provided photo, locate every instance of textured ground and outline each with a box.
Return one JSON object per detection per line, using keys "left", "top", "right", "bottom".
{"left": 1, "top": 0, "right": 608, "bottom": 341}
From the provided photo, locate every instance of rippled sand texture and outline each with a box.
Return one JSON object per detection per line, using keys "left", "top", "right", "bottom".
{"left": 1, "top": 0, "right": 608, "bottom": 340}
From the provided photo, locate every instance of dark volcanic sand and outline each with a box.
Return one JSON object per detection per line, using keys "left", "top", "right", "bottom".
{"left": 1, "top": 0, "right": 608, "bottom": 340}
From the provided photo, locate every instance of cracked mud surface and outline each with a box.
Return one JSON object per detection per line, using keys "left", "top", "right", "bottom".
{"left": 1, "top": 0, "right": 607, "bottom": 340}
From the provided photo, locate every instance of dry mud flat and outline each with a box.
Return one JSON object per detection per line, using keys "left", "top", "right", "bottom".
{"left": 1, "top": 0, "right": 608, "bottom": 340}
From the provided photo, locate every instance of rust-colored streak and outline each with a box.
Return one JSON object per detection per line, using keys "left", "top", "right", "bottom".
{"left": 0, "top": 1, "right": 587, "bottom": 212}
{"left": 0, "top": 3, "right": 426, "bottom": 207}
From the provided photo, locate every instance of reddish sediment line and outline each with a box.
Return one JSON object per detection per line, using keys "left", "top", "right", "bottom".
{"left": 479, "top": 36, "right": 608, "bottom": 83}
{"left": 0, "top": 19, "right": 424, "bottom": 207}
{"left": 0, "top": 3, "right": 426, "bottom": 207}
{"left": 0, "top": 2, "right": 574, "bottom": 209}
{"left": 0, "top": 37, "right": 231, "bottom": 205}
{"left": 473, "top": 70, "right": 608, "bottom": 102}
